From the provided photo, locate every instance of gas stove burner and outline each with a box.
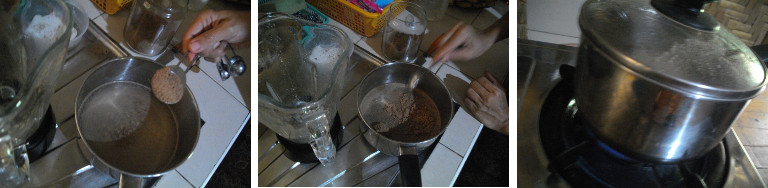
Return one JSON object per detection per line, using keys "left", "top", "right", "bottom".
{"left": 26, "top": 105, "right": 56, "bottom": 162}
{"left": 276, "top": 113, "right": 344, "bottom": 163}
{"left": 538, "top": 65, "right": 728, "bottom": 188}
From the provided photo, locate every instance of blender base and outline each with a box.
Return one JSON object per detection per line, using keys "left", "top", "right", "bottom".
{"left": 276, "top": 113, "right": 343, "bottom": 163}
{"left": 26, "top": 105, "right": 56, "bottom": 162}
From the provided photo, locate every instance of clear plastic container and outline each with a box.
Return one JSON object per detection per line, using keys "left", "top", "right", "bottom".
{"left": 258, "top": 13, "right": 353, "bottom": 165}
{"left": 381, "top": 1, "right": 426, "bottom": 63}
{"left": 124, "top": 0, "right": 187, "bottom": 56}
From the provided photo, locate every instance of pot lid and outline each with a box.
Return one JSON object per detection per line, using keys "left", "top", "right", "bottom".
{"left": 579, "top": 0, "right": 768, "bottom": 100}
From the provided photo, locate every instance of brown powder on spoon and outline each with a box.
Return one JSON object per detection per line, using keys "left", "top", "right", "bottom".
{"left": 151, "top": 67, "right": 183, "bottom": 104}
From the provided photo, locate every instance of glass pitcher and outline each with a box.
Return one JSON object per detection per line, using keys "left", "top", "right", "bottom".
{"left": 258, "top": 13, "right": 353, "bottom": 165}
{"left": 0, "top": 0, "right": 72, "bottom": 186}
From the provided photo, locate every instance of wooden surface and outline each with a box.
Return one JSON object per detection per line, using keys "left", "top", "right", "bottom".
{"left": 705, "top": 0, "right": 768, "bottom": 46}
{"left": 732, "top": 89, "right": 768, "bottom": 184}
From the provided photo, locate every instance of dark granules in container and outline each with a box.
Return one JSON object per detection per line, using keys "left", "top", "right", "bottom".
{"left": 380, "top": 89, "right": 442, "bottom": 142}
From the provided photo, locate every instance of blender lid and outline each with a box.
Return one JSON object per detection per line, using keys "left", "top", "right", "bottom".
{"left": 579, "top": 0, "right": 768, "bottom": 100}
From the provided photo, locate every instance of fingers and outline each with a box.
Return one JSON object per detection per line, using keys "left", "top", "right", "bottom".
{"left": 425, "top": 34, "right": 444, "bottom": 55}
{"left": 431, "top": 22, "right": 466, "bottom": 66}
{"left": 189, "top": 23, "right": 234, "bottom": 53}
{"left": 476, "top": 76, "right": 500, "bottom": 96}
{"left": 469, "top": 78, "right": 492, "bottom": 101}
{"left": 485, "top": 72, "right": 499, "bottom": 84}
{"left": 466, "top": 85, "right": 485, "bottom": 107}
{"left": 433, "top": 24, "right": 470, "bottom": 64}
{"left": 183, "top": 10, "right": 218, "bottom": 54}
{"left": 200, "top": 43, "right": 228, "bottom": 63}
{"left": 465, "top": 98, "right": 477, "bottom": 112}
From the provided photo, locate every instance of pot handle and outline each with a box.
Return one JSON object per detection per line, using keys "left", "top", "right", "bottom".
{"left": 119, "top": 174, "right": 160, "bottom": 188}
{"left": 398, "top": 155, "right": 422, "bottom": 187}
{"left": 650, "top": 0, "right": 718, "bottom": 31}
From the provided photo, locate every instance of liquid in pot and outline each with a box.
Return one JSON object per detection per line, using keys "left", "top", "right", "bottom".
{"left": 79, "top": 81, "right": 179, "bottom": 174}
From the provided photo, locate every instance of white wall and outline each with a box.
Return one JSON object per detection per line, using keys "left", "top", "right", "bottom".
{"left": 525, "top": 0, "right": 586, "bottom": 45}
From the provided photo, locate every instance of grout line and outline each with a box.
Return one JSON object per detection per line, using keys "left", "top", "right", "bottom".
{"left": 198, "top": 67, "right": 249, "bottom": 109}
{"left": 527, "top": 29, "right": 581, "bottom": 39}
{"left": 175, "top": 169, "right": 197, "bottom": 188}
{"left": 439, "top": 142, "right": 464, "bottom": 158}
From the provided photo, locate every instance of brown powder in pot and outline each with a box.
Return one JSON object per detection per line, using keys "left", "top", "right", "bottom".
{"left": 383, "top": 91, "right": 415, "bottom": 126}
{"left": 379, "top": 89, "right": 442, "bottom": 142}
{"left": 151, "top": 67, "right": 183, "bottom": 104}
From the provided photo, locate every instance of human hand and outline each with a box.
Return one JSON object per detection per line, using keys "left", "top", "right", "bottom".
{"left": 464, "top": 72, "right": 508, "bottom": 135}
{"left": 182, "top": 10, "right": 250, "bottom": 63}
{"left": 428, "top": 22, "right": 497, "bottom": 68}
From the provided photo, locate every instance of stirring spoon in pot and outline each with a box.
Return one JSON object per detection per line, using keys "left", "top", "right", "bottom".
{"left": 151, "top": 53, "right": 201, "bottom": 104}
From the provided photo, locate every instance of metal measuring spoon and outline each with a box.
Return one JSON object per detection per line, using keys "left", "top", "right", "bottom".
{"left": 217, "top": 42, "right": 247, "bottom": 81}
{"left": 152, "top": 53, "right": 200, "bottom": 104}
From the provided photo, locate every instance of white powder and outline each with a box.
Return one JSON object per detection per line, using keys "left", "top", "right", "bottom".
{"left": 25, "top": 13, "right": 64, "bottom": 43}
{"left": 309, "top": 45, "right": 341, "bottom": 65}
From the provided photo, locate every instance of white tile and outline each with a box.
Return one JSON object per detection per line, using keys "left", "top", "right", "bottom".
{"left": 155, "top": 170, "right": 194, "bottom": 188}
{"left": 435, "top": 65, "right": 472, "bottom": 109}
{"left": 50, "top": 67, "right": 94, "bottom": 123}
{"left": 526, "top": 30, "right": 580, "bottom": 46}
{"left": 338, "top": 84, "right": 361, "bottom": 125}
{"left": 421, "top": 143, "right": 462, "bottom": 187}
{"left": 439, "top": 108, "right": 483, "bottom": 157}
{"left": 174, "top": 68, "right": 251, "bottom": 187}
{"left": 197, "top": 57, "right": 248, "bottom": 109}
{"left": 67, "top": 0, "right": 105, "bottom": 20}
{"left": 526, "top": 0, "right": 586, "bottom": 38}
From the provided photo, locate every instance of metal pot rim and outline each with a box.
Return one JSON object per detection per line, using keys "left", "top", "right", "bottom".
{"left": 73, "top": 57, "right": 201, "bottom": 177}
{"left": 356, "top": 63, "right": 454, "bottom": 146}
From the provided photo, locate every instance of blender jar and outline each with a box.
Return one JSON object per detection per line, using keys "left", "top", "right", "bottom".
{"left": 258, "top": 13, "right": 353, "bottom": 165}
{"left": 124, "top": 0, "right": 187, "bottom": 56}
{"left": 0, "top": 0, "right": 72, "bottom": 186}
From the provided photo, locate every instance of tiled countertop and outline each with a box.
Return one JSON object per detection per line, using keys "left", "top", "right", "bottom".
{"left": 48, "top": 0, "right": 251, "bottom": 187}
{"left": 257, "top": 2, "right": 510, "bottom": 186}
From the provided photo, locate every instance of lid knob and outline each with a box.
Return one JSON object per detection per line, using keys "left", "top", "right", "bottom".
{"left": 651, "top": 0, "right": 719, "bottom": 31}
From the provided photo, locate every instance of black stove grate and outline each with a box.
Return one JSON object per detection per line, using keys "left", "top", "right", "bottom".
{"left": 538, "top": 65, "right": 729, "bottom": 188}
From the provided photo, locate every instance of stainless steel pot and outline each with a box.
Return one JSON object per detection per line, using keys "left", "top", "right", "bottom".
{"left": 74, "top": 57, "right": 201, "bottom": 187}
{"left": 575, "top": 0, "right": 768, "bottom": 163}
{"left": 357, "top": 63, "right": 454, "bottom": 186}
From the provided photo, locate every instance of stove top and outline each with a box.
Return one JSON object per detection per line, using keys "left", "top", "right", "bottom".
{"left": 517, "top": 39, "right": 765, "bottom": 188}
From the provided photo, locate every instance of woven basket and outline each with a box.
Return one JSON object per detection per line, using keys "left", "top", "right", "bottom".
{"left": 307, "top": 0, "right": 404, "bottom": 37}
{"left": 705, "top": 0, "right": 768, "bottom": 46}
{"left": 90, "top": 0, "right": 133, "bottom": 15}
